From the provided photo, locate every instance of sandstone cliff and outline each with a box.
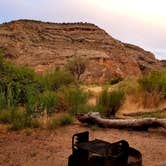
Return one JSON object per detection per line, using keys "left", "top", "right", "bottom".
{"left": 0, "top": 19, "right": 164, "bottom": 82}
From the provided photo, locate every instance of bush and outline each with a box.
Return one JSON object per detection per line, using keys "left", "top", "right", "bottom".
{"left": 62, "top": 86, "right": 88, "bottom": 115}
{"left": 139, "top": 71, "right": 166, "bottom": 107}
{"left": 25, "top": 85, "right": 39, "bottom": 117}
{"left": 0, "top": 108, "right": 26, "bottom": 130}
{"left": 0, "top": 56, "right": 39, "bottom": 106}
{"left": 139, "top": 71, "right": 166, "bottom": 93}
{"left": 97, "top": 88, "right": 125, "bottom": 117}
{"left": 38, "top": 91, "right": 59, "bottom": 114}
{"left": 49, "top": 114, "right": 74, "bottom": 129}
{"left": 0, "top": 107, "right": 40, "bottom": 130}
{"left": 38, "top": 69, "right": 74, "bottom": 91}
{"left": 0, "top": 92, "right": 6, "bottom": 109}
{"left": 0, "top": 109, "right": 12, "bottom": 124}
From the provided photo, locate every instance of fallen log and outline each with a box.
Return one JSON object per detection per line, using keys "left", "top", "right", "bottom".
{"left": 77, "top": 112, "right": 166, "bottom": 130}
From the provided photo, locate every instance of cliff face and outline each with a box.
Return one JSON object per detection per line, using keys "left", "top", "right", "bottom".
{"left": 0, "top": 19, "right": 165, "bottom": 82}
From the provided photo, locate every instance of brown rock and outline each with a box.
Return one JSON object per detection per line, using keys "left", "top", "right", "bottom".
{"left": 0, "top": 19, "right": 165, "bottom": 82}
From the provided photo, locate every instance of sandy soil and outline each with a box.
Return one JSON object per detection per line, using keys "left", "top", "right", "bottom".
{"left": 0, "top": 123, "right": 166, "bottom": 166}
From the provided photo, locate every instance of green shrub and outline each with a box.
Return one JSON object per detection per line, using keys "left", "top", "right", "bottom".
{"left": 38, "top": 69, "right": 74, "bottom": 91}
{"left": 0, "top": 107, "right": 40, "bottom": 130}
{"left": 0, "top": 55, "right": 39, "bottom": 106}
{"left": 62, "top": 86, "right": 88, "bottom": 115}
{"left": 0, "top": 109, "right": 12, "bottom": 123}
{"left": 57, "top": 114, "right": 74, "bottom": 126}
{"left": 25, "top": 118, "right": 40, "bottom": 128}
{"left": 0, "top": 108, "right": 25, "bottom": 130}
{"left": 38, "top": 91, "right": 59, "bottom": 114}
{"left": 139, "top": 71, "right": 166, "bottom": 93}
{"left": 0, "top": 92, "right": 6, "bottom": 109}
{"left": 97, "top": 88, "right": 125, "bottom": 117}
{"left": 98, "top": 88, "right": 110, "bottom": 109}
{"left": 108, "top": 90, "right": 125, "bottom": 116}
{"left": 25, "top": 85, "right": 39, "bottom": 117}
{"left": 49, "top": 114, "right": 74, "bottom": 129}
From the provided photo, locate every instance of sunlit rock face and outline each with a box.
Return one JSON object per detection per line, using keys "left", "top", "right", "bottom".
{"left": 0, "top": 19, "right": 165, "bottom": 82}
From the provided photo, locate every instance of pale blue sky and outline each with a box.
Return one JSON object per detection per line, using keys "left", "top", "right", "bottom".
{"left": 0, "top": 0, "right": 166, "bottom": 60}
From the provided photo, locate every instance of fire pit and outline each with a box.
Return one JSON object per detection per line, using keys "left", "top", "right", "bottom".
{"left": 68, "top": 131, "right": 142, "bottom": 166}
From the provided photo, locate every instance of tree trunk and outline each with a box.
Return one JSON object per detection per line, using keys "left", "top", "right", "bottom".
{"left": 77, "top": 112, "right": 166, "bottom": 130}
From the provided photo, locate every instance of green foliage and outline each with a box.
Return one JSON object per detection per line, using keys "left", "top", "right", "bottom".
{"left": 139, "top": 71, "right": 166, "bottom": 93}
{"left": 62, "top": 86, "right": 88, "bottom": 115}
{"left": 0, "top": 50, "right": 83, "bottom": 130}
{"left": 0, "top": 109, "right": 12, "bottom": 124}
{"left": 0, "top": 91, "right": 6, "bottom": 109}
{"left": 0, "top": 55, "right": 39, "bottom": 107}
{"left": 25, "top": 85, "right": 39, "bottom": 117}
{"left": 0, "top": 107, "right": 40, "bottom": 130}
{"left": 38, "top": 69, "right": 74, "bottom": 91}
{"left": 38, "top": 91, "right": 59, "bottom": 114}
{"left": 97, "top": 88, "right": 125, "bottom": 117}
{"left": 117, "top": 78, "right": 140, "bottom": 95}
{"left": 49, "top": 114, "right": 74, "bottom": 129}
{"left": 108, "top": 90, "right": 125, "bottom": 116}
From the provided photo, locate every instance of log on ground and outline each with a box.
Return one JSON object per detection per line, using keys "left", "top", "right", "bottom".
{"left": 77, "top": 112, "right": 166, "bottom": 130}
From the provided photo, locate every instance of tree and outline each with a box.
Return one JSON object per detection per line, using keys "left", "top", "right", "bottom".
{"left": 66, "top": 56, "right": 86, "bottom": 80}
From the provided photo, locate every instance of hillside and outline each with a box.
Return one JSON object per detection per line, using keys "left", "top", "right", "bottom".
{"left": 0, "top": 19, "right": 165, "bottom": 82}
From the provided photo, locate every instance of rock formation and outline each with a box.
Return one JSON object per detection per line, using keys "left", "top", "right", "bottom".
{"left": 0, "top": 19, "right": 165, "bottom": 82}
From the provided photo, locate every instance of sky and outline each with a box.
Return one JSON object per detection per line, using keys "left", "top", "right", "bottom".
{"left": 0, "top": 0, "right": 166, "bottom": 60}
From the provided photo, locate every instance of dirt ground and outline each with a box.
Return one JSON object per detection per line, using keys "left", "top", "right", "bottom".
{"left": 0, "top": 123, "right": 166, "bottom": 166}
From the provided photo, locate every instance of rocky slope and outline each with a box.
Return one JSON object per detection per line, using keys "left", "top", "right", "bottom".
{"left": 0, "top": 19, "right": 165, "bottom": 82}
